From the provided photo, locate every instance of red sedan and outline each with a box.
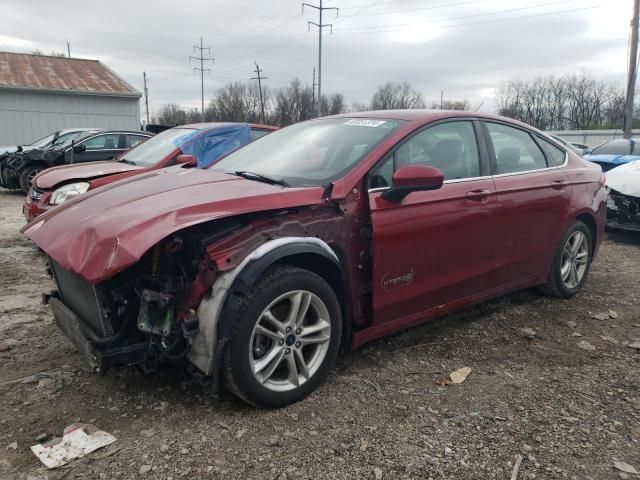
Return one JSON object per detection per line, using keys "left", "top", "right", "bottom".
{"left": 23, "top": 110, "right": 606, "bottom": 407}
{"left": 23, "top": 123, "right": 277, "bottom": 222}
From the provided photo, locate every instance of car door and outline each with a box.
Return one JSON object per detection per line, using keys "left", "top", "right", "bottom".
{"left": 368, "top": 120, "right": 497, "bottom": 325}
{"left": 67, "top": 133, "right": 126, "bottom": 163}
{"left": 483, "top": 121, "right": 571, "bottom": 288}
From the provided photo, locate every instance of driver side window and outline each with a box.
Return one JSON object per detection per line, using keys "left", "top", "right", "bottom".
{"left": 368, "top": 121, "right": 480, "bottom": 189}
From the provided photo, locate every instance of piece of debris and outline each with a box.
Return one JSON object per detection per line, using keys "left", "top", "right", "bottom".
{"left": 578, "top": 341, "right": 596, "bottom": 351}
{"left": 593, "top": 313, "right": 609, "bottom": 321}
{"left": 360, "top": 439, "right": 369, "bottom": 452}
{"left": 608, "top": 310, "right": 619, "bottom": 319}
{"left": 628, "top": 341, "right": 640, "bottom": 350}
{"left": 374, "top": 467, "right": 383, "bottom": 480}
{"left": 216, "top": 421, "right": 231, "bottom": 431}
{"left": 139, "top": 464, "right": 152, "bottom": 475}
{"left": 449, "top": 367, "right": 472, "bottom": 384}
{"left": 511, "top": 454, "right": 523, "bottom": 480}
{"left": 139, "top": 429, "right": 155, "bottom": 438}
{"left": 35, "top": 434, "right": 49, "bottom": 443}
{"left": 566, "top": 321, "right": 577, "bottom": 328}
{"left": 571, "top": 332, "right": 583, "bottom": 337}
{"left": 30, "top": 423, "right": 116, "bottom": 469}
{"left": 600, "top": 335, "right": 619, "bottom": 345}
{"left": 6, "top": 441, "right": 17, "bottom": 450}
{"left": 236, "top": 429, "right": 247, "bottom": 439}
{"left": 520, "top": 328, "right": 536, "bottom": 339}
{"left": 613, "top": 461, "right": 639, "bottom": 475}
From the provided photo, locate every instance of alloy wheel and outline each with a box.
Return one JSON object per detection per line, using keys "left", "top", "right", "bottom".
{"left": 249, "top": 290, "right": 331, "bottom": 392}
{"left": 560, "top": 231, "right": 589, "bottom": 289}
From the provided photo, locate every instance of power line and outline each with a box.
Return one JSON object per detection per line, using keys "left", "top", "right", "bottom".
{"left": 250, "top": 62, "right": 268, "bottom": 123}
{"left": 331, "top": 4, "right": 603, "bottom": 34}
{"left": 189, "top": 37, "right": 214, "bottom": 122}
{"left": 303, "top": 0, "right": 339, "bottom": 117}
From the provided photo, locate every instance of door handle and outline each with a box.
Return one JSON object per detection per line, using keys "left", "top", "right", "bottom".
{"left": 550, "top": 179, "right": 569, "bottom": 189}
{"left": 465, "top": 189, "right": 491, "bottom": 202}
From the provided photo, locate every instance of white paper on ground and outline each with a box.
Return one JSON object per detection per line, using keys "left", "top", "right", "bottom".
{"left": 31, "top": 423, "right": 116, "bottom": 469}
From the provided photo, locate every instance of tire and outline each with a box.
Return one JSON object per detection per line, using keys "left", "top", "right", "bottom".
{"left": 223, "top": 265, "right": 342, "bottom": 408}
{"left": 540, "top": 221, "right": 593, "bottom": 298}
{"left": 19, "top": 163, "right": 44, "bottom": 194}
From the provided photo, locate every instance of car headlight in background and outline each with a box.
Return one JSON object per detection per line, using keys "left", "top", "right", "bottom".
{"left": 49, "top": 182, "right": 90, "bottom": 205}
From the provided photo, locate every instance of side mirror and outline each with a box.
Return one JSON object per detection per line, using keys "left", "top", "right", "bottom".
{"left": 176, "top": 154, "right": 197, "bottom": 168}
{"left": 584, "top": 148, "right": 592, "bottom": 155}
{"left": 381, "top": 165, "right": 444, "bottom": 203}
{"left": 73, "top": 144, "right": 86, "bottom": 153}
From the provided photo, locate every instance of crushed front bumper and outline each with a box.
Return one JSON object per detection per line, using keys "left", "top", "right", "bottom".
{"left": 607, "top": 191, "right": 640, "bottom": 232}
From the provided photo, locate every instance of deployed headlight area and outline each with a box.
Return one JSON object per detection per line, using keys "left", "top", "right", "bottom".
{"left": 49, "top": 182, "right": 90, "bottom": 205}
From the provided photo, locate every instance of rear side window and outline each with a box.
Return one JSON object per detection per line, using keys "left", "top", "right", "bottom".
{"left": 126, "top": 135, "right": 148, "bottom": 148}
{"left": 486, "top": 123, "right": 547, "bottom": 174}
{"left": 250, "top": 129, "right": 271, "bottom": 141}
{"left": 81, "top": 134, "right": 123, "bottom": 151}
{"left": 537, "top": 137, "right": 567, "bottom": 167}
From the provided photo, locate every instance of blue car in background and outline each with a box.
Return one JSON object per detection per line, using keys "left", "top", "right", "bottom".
{"left": 584, "top": 138, "right": 640, "bottom": 172}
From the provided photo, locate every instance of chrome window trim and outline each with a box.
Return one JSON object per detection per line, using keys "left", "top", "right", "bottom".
{"left": 366, "top": 153, "right": 569, "bottom": 193}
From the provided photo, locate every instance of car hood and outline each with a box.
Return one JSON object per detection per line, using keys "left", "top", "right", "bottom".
{"left": 33, "top": 161, "right": 142, "bottom": 189}
{"left": 583, "top": 153, "right": 640, "bottom": 165}
{"left": 22, "top": 166, "right": 324, "bottom": 283}
{"left": 606, "top": 160, "right": 640, "bottom": 197}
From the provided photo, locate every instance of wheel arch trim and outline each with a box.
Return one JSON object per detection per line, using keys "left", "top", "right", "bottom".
{"left": 188, "top": 237, "right": 341, "bottom": 379}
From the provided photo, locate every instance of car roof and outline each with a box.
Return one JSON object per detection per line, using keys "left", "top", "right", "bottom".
{"left": 326, "top": 109, "right": 533, "bottom": 126}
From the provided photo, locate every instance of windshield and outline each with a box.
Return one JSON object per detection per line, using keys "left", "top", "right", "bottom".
{"left": 53, "top": 131, "right": 94, "bottom": 148}
{"left": 29, "top": 133, "right": 55, "bottom": 147}
{"left": 119, "top": 128, "right": 197, "bottom": 166}
{"left": 591, "top": 139, "right": 635, "bottom": 156}
{"left": 211, "top": 118, "right": 405, "bottom": 186}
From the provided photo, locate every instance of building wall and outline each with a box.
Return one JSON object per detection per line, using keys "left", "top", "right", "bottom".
{"left": 548, "top": 129, "right": 640, "bottom": 147}
{"left": 0, "top": 89, "right": 140, "bottom": 145}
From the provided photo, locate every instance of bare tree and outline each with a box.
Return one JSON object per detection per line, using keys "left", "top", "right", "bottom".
{"left": 370, "top": 81, "right": 426, "bottom": 110}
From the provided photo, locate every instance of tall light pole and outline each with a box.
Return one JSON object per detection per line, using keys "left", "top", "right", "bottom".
{"left": 189, "top": 37, "right": 214, "bottom": 122}
{"left": 250, "top": 62, "right": 267, "bottom": 124}
{"left": 303, "top": 1, "right": 338, "bottom": 117}
{"left": 624, "top": 0, "right": 640, "bottom": 138}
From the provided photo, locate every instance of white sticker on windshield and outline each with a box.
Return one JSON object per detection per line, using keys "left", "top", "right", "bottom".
{"left": 343, "top": 119, "right": 386, "bottom": 127}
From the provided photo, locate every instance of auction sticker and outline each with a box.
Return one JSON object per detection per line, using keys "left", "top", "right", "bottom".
{"left": 343, "top": 119, "right": 386, "bottom": 127}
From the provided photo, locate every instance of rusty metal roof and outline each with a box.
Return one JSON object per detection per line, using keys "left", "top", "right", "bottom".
{"left": 0, "top": 51, "right": 140, "bottom": 97}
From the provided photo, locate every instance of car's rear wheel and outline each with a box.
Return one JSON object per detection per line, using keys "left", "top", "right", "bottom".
{"left": 19, "top": 163, "right": 44, "bottom": 194}
{"left": 540, "top": 221, "right": 592, "bottom": 298}
{"left": 224, "top": 265, "right": 342, "bottom": 408}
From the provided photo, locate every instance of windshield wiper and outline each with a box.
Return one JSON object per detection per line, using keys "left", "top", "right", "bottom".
{"left": 234, "top": 170, "right": 289, "bottom": 187}
{"left": 120, "top": 159, "right": 136, "bottom": 165}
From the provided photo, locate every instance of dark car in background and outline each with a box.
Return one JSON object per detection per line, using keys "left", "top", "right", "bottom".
{"left": 23, "top": 123, "right": 277, "bottom": 221}
{"left": 0, "top": 128, "right": 97, "bottom": 157}
{"left": 2, "top": 129, "right": 153, "bottom": 193}
{"left": 583, "top": 138, "right": 640, "bottom": 172}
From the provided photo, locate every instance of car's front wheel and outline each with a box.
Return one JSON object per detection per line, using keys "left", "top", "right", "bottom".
{"left": 224, "top": 265, "right": 342, "bottom": 408}
{"left": 541, "top": 220, "right": 593, "bottom": 298}
{"left": 19, "top": 163, "right": 44, "bottom": 194}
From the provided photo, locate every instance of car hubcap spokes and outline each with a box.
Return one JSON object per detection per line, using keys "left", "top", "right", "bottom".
{"left": 560, "top": 231, "right": 588, "bottom": 289}
{"left": 27, "top": 170, "right": 40, "bottom": 186}
{"left": 250, "top": 290, "right": 331, "bottom": 392}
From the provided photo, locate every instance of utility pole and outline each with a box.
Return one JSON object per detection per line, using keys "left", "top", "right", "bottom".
{"left": 66, "top": 40, "right": 71, "bottom": 58}
{"left": 303, "top": 0, "right": 339, "bottom": 118}
{"left": 440, "top": 90, "right": 444, "bottom": 109}
{"left": 189, "top": 37, "right": 214, "bottom": 122}
{"left": 311, "top": 67, "right": 317, "bottom": 114}
{"left": 143, "top": 72, "right": 150, "bottom": 126}
{"left": 250, "top": 62, "right": 268, "bottom": 124}
{"left": 624, "top": 0, "right": 640, "bottom": 138}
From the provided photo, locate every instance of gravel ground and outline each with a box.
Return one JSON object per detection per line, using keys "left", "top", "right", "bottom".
{"left": 1, "top": 188, "right": 639, "bottom": 480}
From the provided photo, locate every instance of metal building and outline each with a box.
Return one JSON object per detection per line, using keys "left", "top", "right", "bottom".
{"left": 0, "top": 52, "right": 141, "bottom": 145}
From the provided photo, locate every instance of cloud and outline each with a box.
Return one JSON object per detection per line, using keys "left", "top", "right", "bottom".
{"left": 0, "top": 0, "right": 631, "bottom": 116}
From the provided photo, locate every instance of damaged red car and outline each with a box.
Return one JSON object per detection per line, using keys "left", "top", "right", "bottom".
{"left": 23, "top": 110, "right": 607, "bottom": 407}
